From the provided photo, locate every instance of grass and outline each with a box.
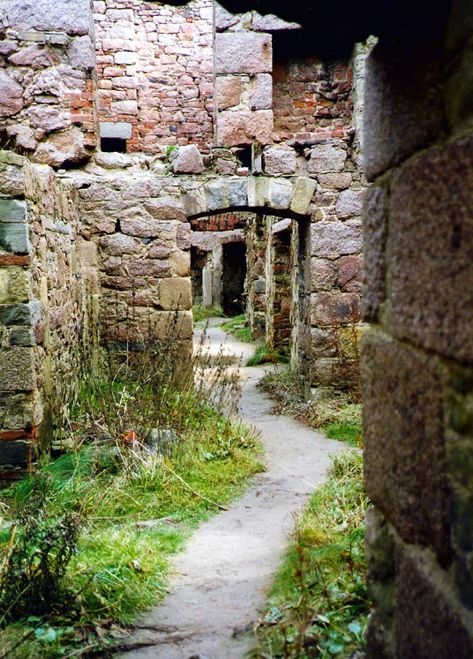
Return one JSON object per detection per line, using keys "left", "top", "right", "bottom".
{"left": 258, "top": 370, "right": 363, "bottom": 448}
{"left": 192, "top": 304, "right": 225, "bottom": 323}
{"left": 0, "top": 413, "right": 262, "bottom": 656}
{"left": 0, "top": 327, "right": 263, "bottom": 656}
{"left": 253, "top": 451, "right": 369, "bottom": 658}
{"left": 221, "top": 314, "right": 254, "bottom": 343}
{"left": 246, "top": 344, "right": 289, "bottom": 367}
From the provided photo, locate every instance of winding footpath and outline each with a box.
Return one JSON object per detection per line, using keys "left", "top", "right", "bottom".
{"left": 122, "top": 321, "right": 345, "bottom": 658}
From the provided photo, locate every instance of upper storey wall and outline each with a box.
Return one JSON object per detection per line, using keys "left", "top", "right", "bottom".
{"left": 0, "top": 0, "right": 97, "bottom": 166}
{"left": 93, "top": 0, "right": 214, "bottom": 153}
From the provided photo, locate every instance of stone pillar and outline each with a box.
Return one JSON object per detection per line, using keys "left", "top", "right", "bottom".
{"left": 362, "top": 2, "right": 473, "bottom": 655}
{"left": 202, "top": 265, "right": 213, "bottom": 308}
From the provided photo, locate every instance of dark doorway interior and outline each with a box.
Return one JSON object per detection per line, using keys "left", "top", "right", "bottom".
{"left": 191, "top": 246, "right": 207, "bottom": 304}
{"left": 222, "top": 242, "right": 247, "bottom": 316}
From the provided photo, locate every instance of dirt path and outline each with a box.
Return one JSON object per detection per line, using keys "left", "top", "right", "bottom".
{"left": 122, "top": 322, "right": 346, "bottom": 658}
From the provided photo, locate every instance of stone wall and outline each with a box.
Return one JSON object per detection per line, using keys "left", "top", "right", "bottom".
{"left": 0, "top": 151, "right": 99, "bottom": 474}
{"left": 362, "top": 2, "right": 473, "bottom": 655}
{"left": 0, "top": 0, "right": 97, "bottom": 167}
{"left": 94, "top": 0, "right": 214, "bottom": 153}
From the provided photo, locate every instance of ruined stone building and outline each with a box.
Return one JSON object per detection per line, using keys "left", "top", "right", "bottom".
{"left": 1, "top": 0, "right": 472, "bottom": 656}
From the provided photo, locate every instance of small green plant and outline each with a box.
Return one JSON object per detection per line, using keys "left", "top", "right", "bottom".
{"left": 0, "top": 476, "right": 81, "bottom": 624}
{"left": 165, "top": 144, "right": 178, "bottom": 159}
{"left": 246, "top": 344, "right": 289, "bottom": 367}
{"left": 253, "top": 451, "right": 369, "bottom": 658}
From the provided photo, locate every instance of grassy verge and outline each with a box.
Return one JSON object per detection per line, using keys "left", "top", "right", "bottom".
{"left": 0, "top": 415, "right": 262, "bottom": 657}
{"left": 0, "top": 332, "right": 263, "bottom": 656}
{"left": 221, "top": 314, "right": 254, "bottom": 343}
{"left": 253, "top": 451, "right": 369, "bottom": 658}
{"left": 192, "top": 304, "right": 225, "bottom": 323}
{"left": 258, "top": 370, "right": 362, "bottom": 448}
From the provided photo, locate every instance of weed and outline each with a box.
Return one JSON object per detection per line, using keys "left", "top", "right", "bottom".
{"left": 0, "top": 476, "right": 81, "bottom": 624}
{"left": 253, "top": 451, "right": 369, "bottom": 658}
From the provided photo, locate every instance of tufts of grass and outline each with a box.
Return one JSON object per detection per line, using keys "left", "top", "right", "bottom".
{"left": 246, "top": 345, "right": 289, "bottom": 367}
{"left": 192, "top": 304, "right": 225, "bottom": 323}
{"left": 221, "top": 314, "right": 254, "bottom": 343}
{"left": 253, "top": 451, "right": 369, "bottom": 658}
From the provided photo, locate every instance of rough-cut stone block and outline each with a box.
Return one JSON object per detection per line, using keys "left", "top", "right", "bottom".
{"left": 0, "top": 223, "right": 31, "bottom": 255}
{"left": 267, "top": 178, "right": 293, "bottom": 210}
{"left": 311, "top": 292, "right": 359, "bottom": 326}
{"left": 317, "top": 173, "right": 352, "bottom": 190}
{"left": 395, "top": 547, "right": 473, "bottom": 658}
{"left": 33, "top": 127, "right": 89, "bottom": 168}
{"left": 0, "top": 392, "right": 34, "bottom": 430}
{"left": 171, "top": 145, "right": 204, "bottom": 174}
{"left": 215, "top": 76, "right": 242, "bottom": 110}
{"left": 114, "top": 51, "right": 136, "bottom": 65}
{"left": 308, "top": 144, "right": 347, "bottom": 174}
{"left": 290, "top": 177, "right": 317, "bottom": 215}
{"left": 0, "top": 200, "right": 27, "bottom": 223}
{"left": 28, "top": 105, "right": 69, "bottom": 133}
{"left": 99, "top": 122, "right": 133, "bottom": 140}
{"left": 205, "top": 180, "right": 229, "bottom": 211}
{"left": 3, "top": 0, "right": 93, "bottom": 35}
{"left": 311, "top": 327, "right": 336, "bottom": 358}
{"left": 215, "top": 33, "right": 272, "bottom": 74}
{"left": 0, "top": 71, "right": 24, "bottom": 118}
{"left": 264, "top": 147, "right": 296, "bottom": 175}
{"left": 250, "top": 73, "right": 272, "bottom": 110}
{"left": 228, "top": 179, "right": 248, "bottom": 207}
{"left": 158, "top": 278, "right": 191, "bottom": 310}
{"left": 0, "top": 268, "right": 30, "bottom": 304}
{"left": 7, "top": 124, "right": 37, "bottom": 151}
{"left": 143, "top": 197, "right": 186, "bottom": 222}
{"left": 99, "top": 233, "right": 142, "bottom": 256}
{"left": 362, "top": 185, "right": 389, "bottom": 323}
{"left": 338, "top": 255, "right": 363, "bottom": 292}
{"left": 8, "top": 45, "right": 60, "bottom": 67}
{"left": 0, "top": 301, "right": 42, "bottom": 327}
{"left": 95, "top": 152, "right": 133, "bottom": 169}
{"left": 182, "top": 190, "right": 207, "bottom": 218}
{"left": 335, "top": 189, "right": 364, "bottom": 219}
{"left": 217, "top": 110, "right": 273, "bottom": 147}
{"left": 362, "top": 330, "right": 451, "bottom": 565}
{"left": 389, "top": 137, "right": 473, "bottom": 363}
{"left": 311, "top": 258, "right": 336, "bottom": 292}
{"left": 311, "top": 221, "right": 362, "bottom": 258}
{"left": 169, "top": 250, "right": 190, "bottom": 277}
{"left": 0, "top": 347, "right": 35, "bottom": 392}
{"left": 214, "top": 2, "right": 239, "bottom": 31}
{"left": 67, "top": 35, "right": 95, "bottom": 70}
{"left": 126, "top": 259, "right": 170, "bottom": 278}
{"left": 252, "top": 12, "right": 300, "bottom": 31}
{"left": 364, "top": 39, "right": 445, "bottom": 181}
